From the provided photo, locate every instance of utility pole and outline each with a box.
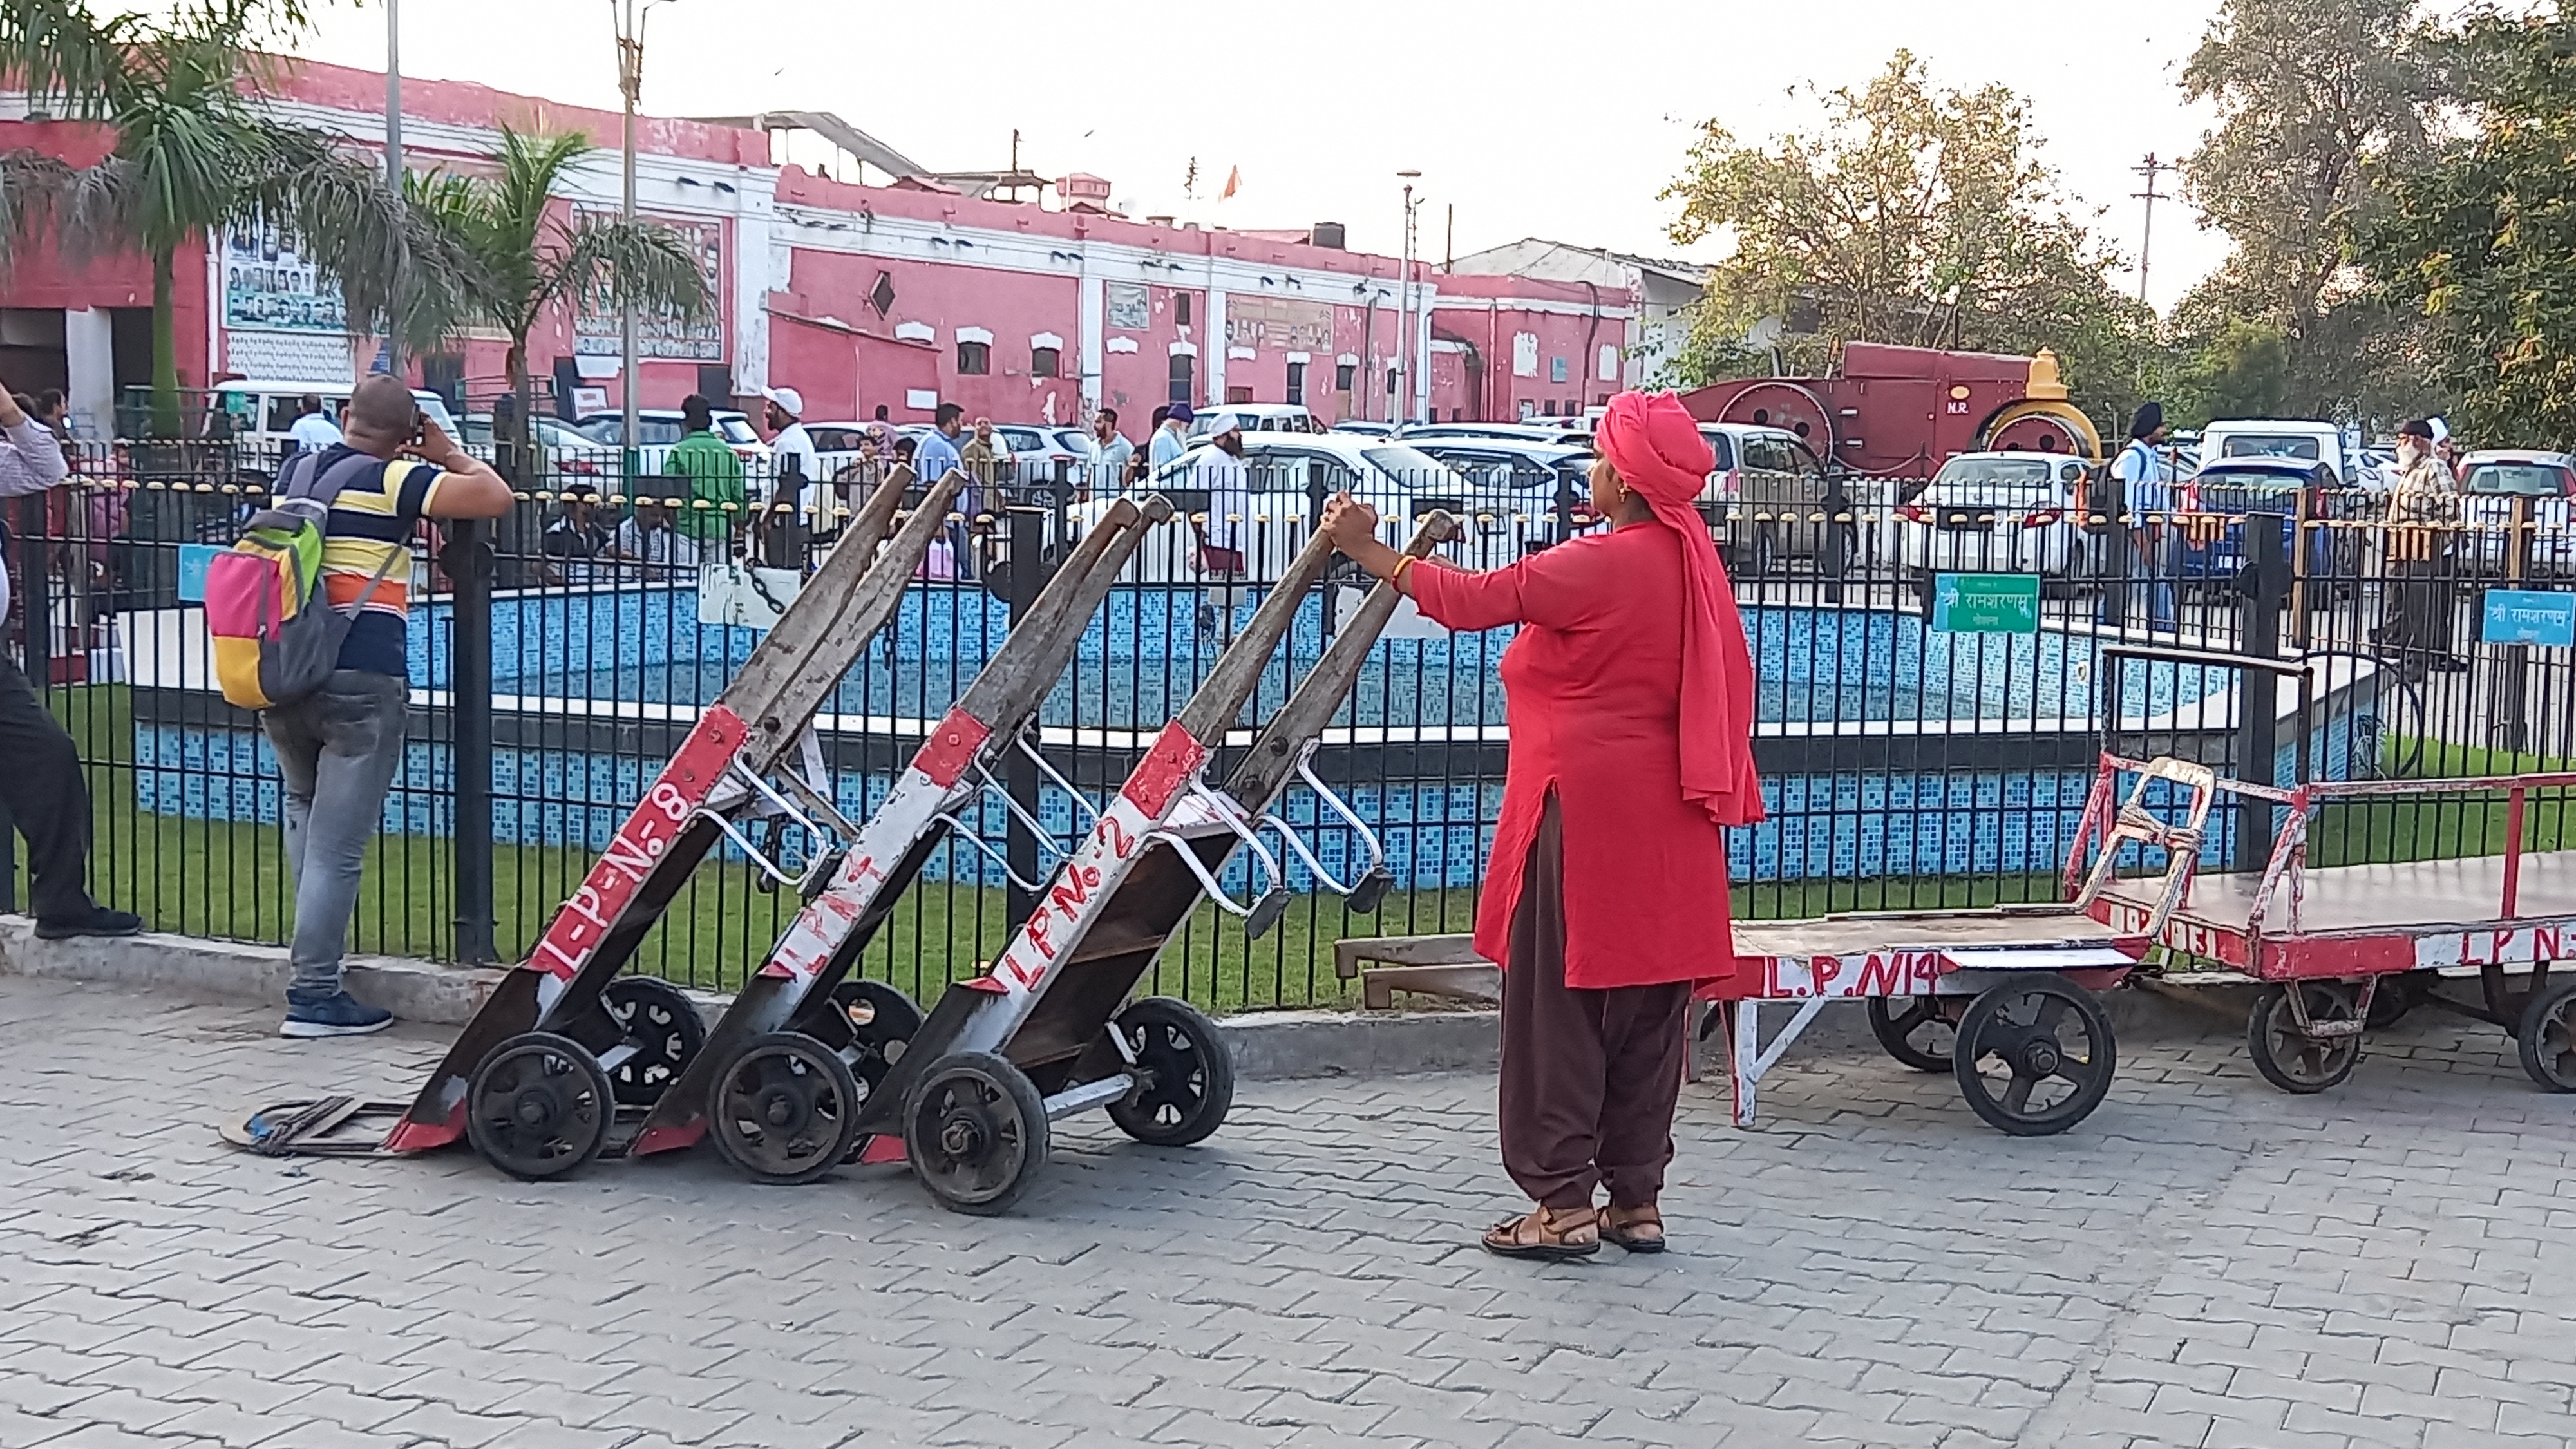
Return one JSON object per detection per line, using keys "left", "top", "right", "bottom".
{"left": 1397, "top": 171, "right": 1420, "bottom": 426}
{"left": 2133, "top": 153, "right": 2169, "bottom": 308}
{"left": 383, "top": 0, "right": 402, "bottom": 378}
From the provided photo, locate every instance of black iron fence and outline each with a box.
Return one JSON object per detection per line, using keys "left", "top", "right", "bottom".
{"left": 15, "top": 435, "right": 2573, "bottom": 1012}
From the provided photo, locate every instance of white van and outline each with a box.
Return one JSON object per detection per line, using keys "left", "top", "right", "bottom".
{"left": 211, "top": 379, "right": 460, "bottom": 484}
{"left": 2196, "top": 420, "right": 2352, "bottom": 488}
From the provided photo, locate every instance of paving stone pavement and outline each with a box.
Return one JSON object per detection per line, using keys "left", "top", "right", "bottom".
{"left": 2, "top": 974, "right": 2571, "bottom": 1449}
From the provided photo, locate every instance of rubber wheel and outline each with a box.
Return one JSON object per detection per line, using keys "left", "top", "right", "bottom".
{"left": 465, "top": 1032, "right": 614, "bottom": 1181}
{"left": 2517, "top": 980, "right": 2576, "bottom": 1092}
{"left": 707, "top": 1032, "right": 865, "bottom": 1186}
{"left": 1951, "top": 974, "right": 2117, "bottom": 1136}
{"left": 2245, "top": 982, "right": 2362, "bottom": 1094}
{"left": 1106, "top": 997, "right": 1236, "bottom": 1147}
{"left": 828, "top": 980, "right": 924, "bottom": 1106}
{"left": 905, "top": 1052, "right": 1050, "bottom": 1216}
{"left": 599, "top": 976, "right": 705, "bottom": 1107}
{"left": 1867, "top": 995, "right": 1958, "bottom": 1073}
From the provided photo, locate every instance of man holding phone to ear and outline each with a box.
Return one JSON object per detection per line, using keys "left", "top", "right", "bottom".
{"left": 263, "top": 375, "right": 513, "bottom": 1037}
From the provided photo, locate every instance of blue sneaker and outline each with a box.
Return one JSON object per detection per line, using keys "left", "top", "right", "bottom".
{"left": 281, "top": 992, "right": 393, "bottom": 1039}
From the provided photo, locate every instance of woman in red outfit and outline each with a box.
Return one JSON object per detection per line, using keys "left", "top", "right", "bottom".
{"left": 1321, "top": 390, "right": 1763, "bottom": 1260}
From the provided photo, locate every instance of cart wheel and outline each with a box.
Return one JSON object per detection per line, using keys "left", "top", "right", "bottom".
{"left": 828, "top": 980, "right": 924, "bottom": 1103}
{"left": 905, "top": 1052, "right": 1050, "bottom": 1216}
{"left": 708, "top": 1032, "right": 864, "bottom": 1186}
{"left": 1867, "top": 995, "right": 1958, "bottom": 1073}
{"left": 2245, "top": 982, "right": 2362, "bottom": 1094}
{"left": 1951, "top": 975, "right": 2117, "bottom": 1136}
{"left": 2517, "top": 981, "right": 2576, "bottom": 1092}
{"left": 1107, "top": 997, "right": 1236, "bottom": 1146}
{"left": 599, "top": 977, "right": 705, "bottom": 1107}
{"left": 2483, "top": 963, "right": 2553, "bottom": 1029}
{"left": 466, "top": 1032, "right": 614, "bottom": 1181}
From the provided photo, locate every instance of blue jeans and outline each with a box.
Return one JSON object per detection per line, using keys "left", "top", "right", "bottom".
{"left": 2099, "top": 527, "right": 2177, "bottom": 630}
{"left": 263, "top": 671, "right": 408, "bottom": 1003}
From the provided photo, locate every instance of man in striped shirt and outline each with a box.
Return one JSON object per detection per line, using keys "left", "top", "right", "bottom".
{"left": 0, "top": 382, "right": 140, "bottom": 942}
{"left": 264, "top": 376, "right": 513, "bottom": 1037}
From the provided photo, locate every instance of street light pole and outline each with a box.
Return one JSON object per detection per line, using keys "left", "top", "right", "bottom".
{"left": 611, "top": 0, "right": 668, "bottom": 468}
{"left": 383, "top": 0, "right": 402, "bottom": 378}
{"left": 1396, "top": 171, "right": 1420, "bottom": 427}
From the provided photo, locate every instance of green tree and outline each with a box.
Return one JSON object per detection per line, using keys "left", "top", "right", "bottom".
{"left": 2180, "top": 0, "right": 2440, "bottom": 420}
{"left": 0, "top": 0, "right": 450, "bottom": 433}
{"left": 407, "top": 128, "right": 710, "bottom": 469}
{"left": 2366, "top": 1, "right": 2576, "bottom": 446}
{"left": 1660, "top": 50, "right": 2160, "bottom": 426}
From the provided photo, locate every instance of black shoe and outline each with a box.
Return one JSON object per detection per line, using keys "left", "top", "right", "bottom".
{"left": 35, "top": 907, "right": 143, "bottom": 940}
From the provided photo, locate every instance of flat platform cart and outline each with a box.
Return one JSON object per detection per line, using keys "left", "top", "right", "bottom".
{"left": 829, "top": 513, "right": 1459, "bottom": 1213}
{"left": 2071, "top": 752, "right": 2576, "bottom": 1094}
{"left": 376, "top": 466, "right": 965, "bottom": 1161}
{"left": 1717, "top": 908, "right": 2152, "bottom": 1135}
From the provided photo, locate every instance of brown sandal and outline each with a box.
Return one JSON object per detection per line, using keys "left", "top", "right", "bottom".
{"left": 1481, "top": 1205, "right": 1600, "bottom": 1260}
{"left": 1602, "top": 1204, "right": 1665, "bottom": 1253}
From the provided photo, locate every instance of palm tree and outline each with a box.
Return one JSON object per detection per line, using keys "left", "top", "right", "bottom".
{"left": 408, "top": 127, "right": 710, "bottom": 473}
{"left": 0, "top": 0, "right": 447, "bottom": 435}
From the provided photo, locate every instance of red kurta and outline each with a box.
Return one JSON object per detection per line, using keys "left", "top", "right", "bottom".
{"left": 1410, "top": 522, "right": 1741, "bottom": 990}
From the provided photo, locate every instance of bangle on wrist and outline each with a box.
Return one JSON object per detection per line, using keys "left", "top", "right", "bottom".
{"left": 1390, "top": 555, "right": 1417, "bottom": 589}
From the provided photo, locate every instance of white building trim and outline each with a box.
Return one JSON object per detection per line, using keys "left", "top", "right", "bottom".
{"left": 1030, "top": 331, "right": 1065, "bottom": 350}
{"left": 894, "top": 321, "right": 936, "bottom": 343}
{"left": 1106, "top": 337, "right": 1139, "bottom": 354}
{"left": 1285, "top": 350, "right": 1312, "bottom": 365}
{"left": 1227, "top": 346, "right": 1256, "bottom": 361}
{"left": 1168, "top": 341, "right": 1198, "bottom": 358}
{"left": 955, "top": 325, "right": 994, "bottom": 345}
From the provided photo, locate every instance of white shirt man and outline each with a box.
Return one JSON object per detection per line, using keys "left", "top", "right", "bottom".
{"left": 288, "top": 400, "right": 343, "bottom": 455}
{"left": 761, "top": 386, "right": 819, "bottom": 506}
{"left": 2114, "top": 433, "right": 2173, "bottom": 518}
{"left": 1189, "top": 423, "right": 1250, "bottom": 557}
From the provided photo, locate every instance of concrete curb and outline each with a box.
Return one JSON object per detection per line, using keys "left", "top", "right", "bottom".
{"left": 0, "top": 922, "right": 2239, "bottom": 1081}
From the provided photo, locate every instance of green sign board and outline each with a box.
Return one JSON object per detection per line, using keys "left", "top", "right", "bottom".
{"left": 1931, "top": 573, "right": 2041, "bottom": 634}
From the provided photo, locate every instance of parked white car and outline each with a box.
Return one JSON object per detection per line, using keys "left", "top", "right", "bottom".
{"left": 574, "top": 409, "right": 768, "bottom": 477}
{"left": 1069, "top": 433, "right": 1493, "bottom": 580}
{"left": 458, "top": 413, "right": 620, "bottom": 482}
{"left": 1185, "top": 404, "right": 1325, "bottom": 439}
{"left": 207, "top": 379, "right": 459, "bottom": 484}
{"left": 1401, "top": 420, "right": 1593, "bottom": 448}
{"left": 1896, "top": 451, "right": 2092, "bottom": 584}
{"left": 2460, "top": 450, "right": 2576, "bottom": 577}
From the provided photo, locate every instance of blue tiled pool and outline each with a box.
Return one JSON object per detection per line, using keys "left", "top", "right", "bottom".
{"left": 134, "top": 583, "right": 2358, "bottom": 889}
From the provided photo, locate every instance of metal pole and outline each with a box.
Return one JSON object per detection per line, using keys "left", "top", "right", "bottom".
{"left": 619, "top": 19, "right": 640, "bottom": 478}
{"left": 1003, "top": 505, "right": 1049, "bottom": 929}
{"left": 2235, "top": 520, "right": 2286, "bottom": 873}
{"left": 383, "top": 0, "right": 403, "bottom": 378}
{"left": 446, "top": 521, "right": 498, "bottom": 962}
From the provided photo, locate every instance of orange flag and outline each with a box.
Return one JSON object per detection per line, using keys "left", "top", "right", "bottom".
{"left": 1220, "top": 166, "right": 1241, "bottom": 200}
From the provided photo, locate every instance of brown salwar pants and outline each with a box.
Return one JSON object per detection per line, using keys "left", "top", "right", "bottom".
{"left": 1498, "top": 795, "right": 1692, "bottom": 1211}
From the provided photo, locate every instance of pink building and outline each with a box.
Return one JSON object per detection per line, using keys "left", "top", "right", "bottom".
{"left": 0, "top": 62, "right": 1634, "bottom": 437}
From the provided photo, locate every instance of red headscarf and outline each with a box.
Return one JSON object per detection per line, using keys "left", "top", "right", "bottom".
{"left": 1596, "top": 391, "right": 1766, "bottom": 828}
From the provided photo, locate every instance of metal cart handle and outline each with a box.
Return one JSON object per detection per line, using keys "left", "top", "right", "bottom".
{"left": 694, "top": 762, "right": 831, "bottom": 891}
{"left": 1293, "top": 750, "right": 1387, "bottom": 879}
{"left": 933, "top": 811, "right": 1056, "bottom": 895}
{"left": 1143, "top": 782, "right": 1285, "bottom": 918}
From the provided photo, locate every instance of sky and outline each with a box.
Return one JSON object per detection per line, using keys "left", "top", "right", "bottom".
{"left": 294, "top": 0, "right": 2238, "bottom": 315}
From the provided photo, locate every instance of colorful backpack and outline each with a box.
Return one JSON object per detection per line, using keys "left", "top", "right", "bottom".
{"left": 204, "top": 450, "right": 403, "bottom": 712}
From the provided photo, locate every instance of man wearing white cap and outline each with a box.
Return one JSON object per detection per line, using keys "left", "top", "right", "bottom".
{"left": 761, "top": 385, "right": 817, "bottom": 567}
